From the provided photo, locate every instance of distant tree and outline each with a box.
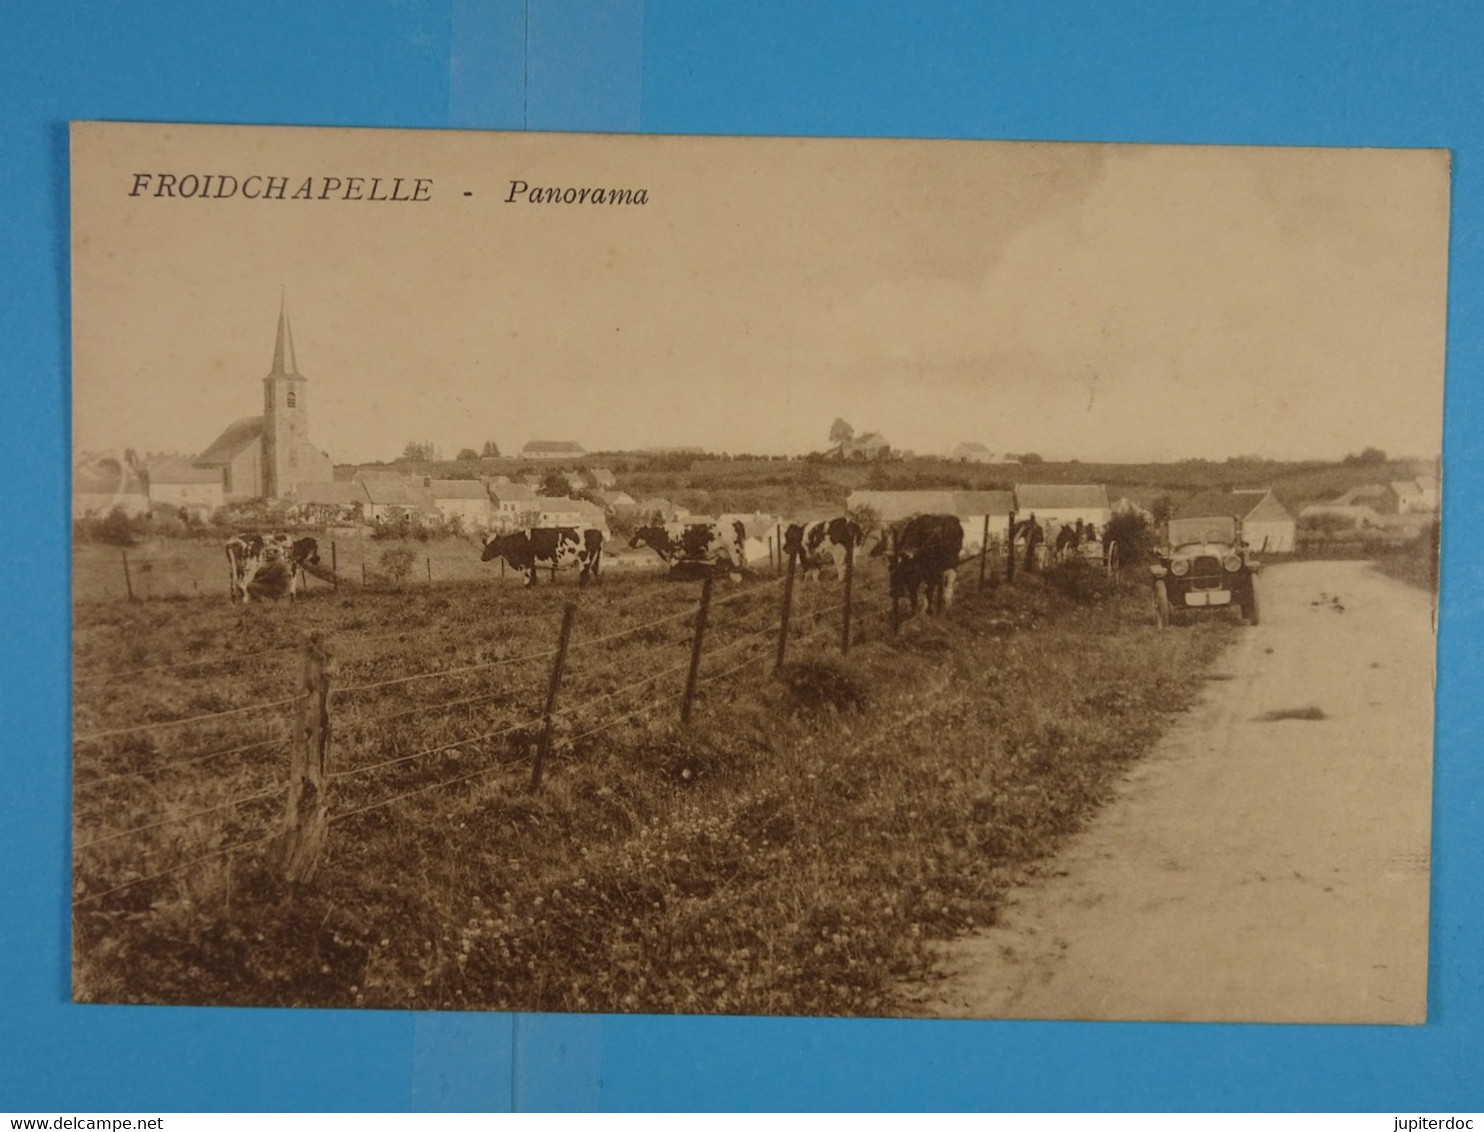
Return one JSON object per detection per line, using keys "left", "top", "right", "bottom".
{"left": 401, "top": 440, "right": 439, "bottom": 462}
{"left": 848, "top": 501, "right": 882, "bottom": 537}
{"left": 456, "top": 447, "right": 479, "bottom": 462}
{"left": 829, "top": 418, "right": 855, "bottom": 447}
{"left": 538, "top": 471, "right": 570, "bottom": 497}
{"left": 96, "top": 506, "right": 138, "bottom": 547}
{"left": 1151, "top": 495, "right": 1175, "bottom": 525}
{"left": 379, "top": 545, "right": 417, "bottom": 588}
{"left": 481, "top": 440, "right": 501, "bottom": 458}
{"left": 1019, "top": 452, "right": 1045, "bottom": 465}
{"left": 1343, "top": 446, "right": 1388, "bottom": 466}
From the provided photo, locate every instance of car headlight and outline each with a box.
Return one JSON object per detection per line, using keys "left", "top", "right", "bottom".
{"left": 1170, "top": 559, "right": 1189, "bottom": 576}
{"left": 1223, "top": 554, "right": 1242, "bottom": 572}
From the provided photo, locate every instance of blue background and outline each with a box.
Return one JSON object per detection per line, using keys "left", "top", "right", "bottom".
{"left": 3, "top": 0, "right": 1480, "bottom": 1111}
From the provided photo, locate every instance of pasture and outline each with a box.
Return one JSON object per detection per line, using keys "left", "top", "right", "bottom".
{"left": 71, "top": 547, "right": 1233, "bottom": 1015}
{"left": 72, "top": 531, "right": 669, "bottom": 603}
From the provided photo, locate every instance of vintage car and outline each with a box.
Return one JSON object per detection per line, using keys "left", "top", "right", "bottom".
{"left": 1150, "top": 515, "right": 1260, "bottom": 627}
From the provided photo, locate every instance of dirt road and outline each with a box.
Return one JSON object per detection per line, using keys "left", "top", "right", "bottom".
{"left": 909, "top": 560, "right": 1435, "bottom": 1024}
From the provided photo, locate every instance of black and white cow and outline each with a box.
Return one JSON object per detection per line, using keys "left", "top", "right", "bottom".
{"left": 782, "top": 517, "right": 864, "bottom": 581}
{"left": 481, "top": 527, "right": 604, "bottom": 586}
{"left": 225, "top": 534, "right": 321, "bottom": 603}
{"left": 886, "top": 514, "right": 964, "bottom": 615}
{"left": 628, "top": 521, "right": 746, "bottom": 577}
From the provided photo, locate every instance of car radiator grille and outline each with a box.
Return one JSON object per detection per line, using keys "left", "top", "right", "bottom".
{"left": 1189, "top": 555, "right": 1224, "bottom": 589}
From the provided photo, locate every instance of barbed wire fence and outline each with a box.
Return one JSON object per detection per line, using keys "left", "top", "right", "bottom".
{"left": 71, "top": 527, "right": 1017, "bottom": 912}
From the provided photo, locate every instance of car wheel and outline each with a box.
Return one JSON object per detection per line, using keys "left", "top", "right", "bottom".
{"left": 1154, "top": 579, "right": 1170, "bottom": 629}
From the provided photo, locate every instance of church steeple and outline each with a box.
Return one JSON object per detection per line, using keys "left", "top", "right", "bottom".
{"left": 271, "top": 296, "right": 300, "bottom": 377}
{"left": 262, "top": 298, "right": 310, "bottom": 499}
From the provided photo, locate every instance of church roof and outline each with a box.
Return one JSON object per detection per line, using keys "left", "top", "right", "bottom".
{"left": 194, "top": 416, "right": 263, "bottom": 466}
{"left": 270, "top": 299, "right": 301, "bottom": 377}
{"left": 146, "top": 457, "right": 220, "bottom": 485}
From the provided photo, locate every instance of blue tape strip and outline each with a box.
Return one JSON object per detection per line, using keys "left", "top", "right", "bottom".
{"left": 431, "top": 0, "right": 647, "bottom": 1111}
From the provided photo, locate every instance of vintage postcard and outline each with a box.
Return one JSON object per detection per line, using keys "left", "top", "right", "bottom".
{"left": 70, "top": 122, "right": 1446, "bottom": 1021}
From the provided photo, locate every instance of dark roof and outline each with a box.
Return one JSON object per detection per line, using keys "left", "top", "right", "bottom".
{"left": 427, "top": 479, "right": 490, "bottom": 500}
{"left": 1176, "top": 489, "right": 1292, "bottom": 524}
{"left": 291, "top": 481, "right": 371, "bottom": 507}
{"left": 491, "top": 483, "right": 538, "bottom": 503}
{"left": 147, "top": 458, "right": 220, "bottom": 485}
{"left": 1014, "top": 484, "right": 1109, "bottom": 511}
{"left": 846, "top": 489, "right": 1015, "bottom": 522}
{"left": 194, "top": 417, "right": 263, "bottom": 466}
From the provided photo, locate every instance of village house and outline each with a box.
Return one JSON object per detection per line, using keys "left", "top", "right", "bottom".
{"left": 144, "top": 457, "right": 224, "bottom": 519}
{"left": 845, "top": 489, "right": 1016, "bottom": 553}
{"left": 831, "top": 431, "right": 891, "bottom": 460}
{"left": 425, "top": 479, "right": 495, "bottom": 531}
{"left": 1176, "top": 489, "right": 1297, "bottom": 553}
{"left": 636, "top": 497, "right": 686, "bottom": 523}
{"left": 593, "top": 489, "right": 638, "bottom": 514}
{"left": 353, "top": 470, "right": 437, "bottom": 524}
{"left": 537, "top": 496, "right": 599, "bottom": 529}
{"left": 1299, "top": 502, "right": 1387, "bottom": 530}
{"left": 1013, "top": 484, "right": 1111, "bottom": 531}
{"left": 521, "top": 440, "right": 586, "bottom": 461}
{"left": 490, "top": 482, "right": 539, "bottom": 530}
{"left": 72, "top": 451, "right": 150, "bottom": 519}
{"left": 950, "top": 442, "right": 1019, "bottom": 465}
{"left": 285, "top": 480, "right": 371, "bottom": 526}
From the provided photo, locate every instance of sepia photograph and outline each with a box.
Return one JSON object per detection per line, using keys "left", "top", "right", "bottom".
{"left": 69, "top": 121, "right": 1446, "bottom": 1022}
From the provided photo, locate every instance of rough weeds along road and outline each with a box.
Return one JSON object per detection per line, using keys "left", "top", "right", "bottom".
{"left": 908, "top": 559, "right": 1435, "bottom": 1024}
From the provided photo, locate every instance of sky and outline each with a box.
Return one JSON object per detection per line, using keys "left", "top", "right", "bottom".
{"left": 70, "top": 123, "right": 1450, "bottom": 465}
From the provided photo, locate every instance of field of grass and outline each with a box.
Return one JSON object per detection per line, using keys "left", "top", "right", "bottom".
{"left": 72, "top": 532, "right": 672, "bottom": 603}
{"left": 72, "top": 556, "right": 1233, "bottom": 1016}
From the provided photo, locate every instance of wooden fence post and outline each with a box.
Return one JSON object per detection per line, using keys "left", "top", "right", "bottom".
{"left": 531, "top": 602, "right": 577, "bottom": 792}
{"left": 121, "top": 549, "right": 135, "bottom": 602}
{"left": 427, "top": 557, "right": 433, "bottom": 584}
{"left": 890, "top": 529, "right": 902, "bottom": 635}
{"left": 775, "top": 524, "right": 783, "bottom": 576}
{"left": 680, "top": 573, "right": 715, "bottom": 724}
{"left": 331, "top": 540, "right": 338, "bottom": 590}
{"left": 282, "top": 631, "right": 337, "bottom": 882}
{"left": 979, "top": 514, "right": 991, "bottom": 589}
{"left": 1006, "top": 510, "right": 1017, "bottom": 584}
{"left": 840, "top": 541, "right": 855, "bottom": 655}
{"left": 775, "top": 550, "right": 796, "bottom": 671}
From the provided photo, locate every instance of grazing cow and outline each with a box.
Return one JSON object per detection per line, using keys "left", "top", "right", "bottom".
{"left": 783, "top": 517, "right": 864, "bottom": 581}
{"left": 1054, "top": 520, "right": 1090, "bottom": 563}
{"left": 887, "top": 514, "right": 964, "bottom": 615}
{"left": 481, "top": 527, "right": 603, "bottom": 586}
{"left": 629, "top": 521, "right": 746, "bottom": 577}
{"left": 225, "top": 534, "right": 321, "bottom": 603}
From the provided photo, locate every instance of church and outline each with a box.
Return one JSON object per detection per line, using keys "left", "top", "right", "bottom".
{"left": 193, "top": 305, "right": 335, "bottom": 501}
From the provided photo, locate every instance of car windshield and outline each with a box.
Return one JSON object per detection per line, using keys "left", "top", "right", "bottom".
{"left": 1167, "top": 516, "right": 1236, "bottom": 547}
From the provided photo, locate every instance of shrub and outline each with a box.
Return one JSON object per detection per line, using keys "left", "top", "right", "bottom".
{"left": 779, "top": 658, "right": 868, "bottom": 714}
{"left": 1103, "top": 511, "right": 1156, "bottom": 568}
{"left": 1044, "top": 558, "right": 1118, "bottom": 604}
{"left": 81, "top": 506, "right": 141, "bottom": 547}
{"left": 379, "top": 546, "right": 417, "bottom": 587}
